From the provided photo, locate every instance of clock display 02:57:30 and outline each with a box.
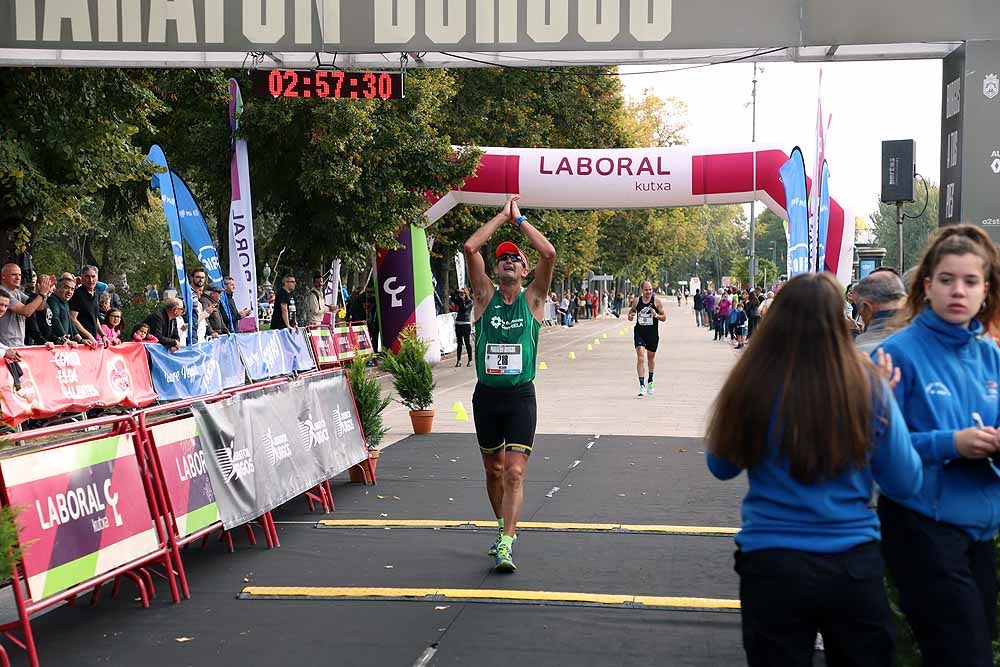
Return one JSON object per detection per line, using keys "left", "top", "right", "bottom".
{"left": 251, "top": 69, "right": 404, "bottom": 100}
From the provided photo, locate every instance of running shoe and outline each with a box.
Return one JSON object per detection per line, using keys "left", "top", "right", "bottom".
{"left": 638, "top": 385, "right": 646, "bottom": 397}
{"left": 488, "top": 532, "right": 516, "bottom": 556}
{"left": 646, "top": 382, "right": 654, "bottom": 395}
{"left": 494, "top": 542, "right": 516, "bottom": 572}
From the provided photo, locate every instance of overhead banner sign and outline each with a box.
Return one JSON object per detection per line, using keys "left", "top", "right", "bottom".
{"left": 424, "top": 144, "right": 855, "bottom": 284}
{"left": 191, "top": 373, "right": 368, "bottom": 530}
{"left": 5, "top": 0, "right": 1000, "bottom": 59}
{"left": 1, "top": 434, "right": 160, "bottom": 600}
{"left": 0, "top": 343, "right": 156, "bottom": 426}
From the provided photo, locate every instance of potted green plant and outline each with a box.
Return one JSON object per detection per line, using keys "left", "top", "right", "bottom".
{"left": 346, "top": 355, "right": 391, "bottom": 480}
{"left": 379, "top": 325, "right": 436, "bottom": 434}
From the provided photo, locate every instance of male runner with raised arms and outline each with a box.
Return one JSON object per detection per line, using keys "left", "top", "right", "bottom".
{"left": 464, "top": 195, "right": 556, "bottom": 573}
{"left": 628, "top": 281, "right": 666, "bottom": 396}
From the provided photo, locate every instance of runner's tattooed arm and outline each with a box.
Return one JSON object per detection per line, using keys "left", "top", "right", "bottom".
{"left": 463, "top": 198, "right": 514, "bottom": 323}
{"left": 511, "top": 198, "right": 557, "bottom": 323}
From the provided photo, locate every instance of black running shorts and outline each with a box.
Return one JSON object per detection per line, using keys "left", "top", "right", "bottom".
{"left": 633, "top": 328, "right": 659, "bottom": 352}
{"left": 472, "top": 382, "right": 537, "bottom": 456}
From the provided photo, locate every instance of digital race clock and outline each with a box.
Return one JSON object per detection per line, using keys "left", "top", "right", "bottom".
{"left": 251, "top": 69, "right": 405, "bottom": 100}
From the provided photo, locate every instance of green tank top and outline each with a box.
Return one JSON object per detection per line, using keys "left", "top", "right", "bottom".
{"left": 475, "top": 288, "right": 540, "bottom": 388}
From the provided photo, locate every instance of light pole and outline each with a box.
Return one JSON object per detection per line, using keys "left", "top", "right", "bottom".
{"left": 748, "top": 62, "right": 759, "bottom": 288}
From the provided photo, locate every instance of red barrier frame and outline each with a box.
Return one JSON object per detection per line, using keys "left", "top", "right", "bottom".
{"left": 0, "top": 415, "right": 180, "bottom": 667}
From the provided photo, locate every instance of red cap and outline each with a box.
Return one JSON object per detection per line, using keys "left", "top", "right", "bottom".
{"left": 495, "top": 241, "right": 525, "bottom": 262}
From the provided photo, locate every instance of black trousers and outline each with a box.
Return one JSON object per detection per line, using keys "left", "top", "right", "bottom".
{"left": 736, "top": 542, "right": 893, "bottom": 667}
{"left": 878, "top": 496, "right": 997, "bottom": 667}
{"left": 454, "top": 323, "right": 472, "bottom": 362}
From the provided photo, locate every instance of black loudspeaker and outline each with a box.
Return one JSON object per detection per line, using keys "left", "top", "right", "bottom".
{"left": 881, "top": 139, "right": 916, "bottom": 203}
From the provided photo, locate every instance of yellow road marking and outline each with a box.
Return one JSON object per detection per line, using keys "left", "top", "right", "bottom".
{"left": 316, "top": 519, "right": 737, "bottom": 536}
{"left": 240, "top": 586, "right": 739, "bottom": 611}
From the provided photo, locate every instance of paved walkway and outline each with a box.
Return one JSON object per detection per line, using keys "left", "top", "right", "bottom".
{"left": 16, "top": 298, "right": 766, "bottom": 667}
{"left": 381, "top": 298, "right": 736, "bottom": 443}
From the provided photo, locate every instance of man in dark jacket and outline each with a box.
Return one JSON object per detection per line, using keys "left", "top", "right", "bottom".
{"left": 200, "top": 284, "right": 228, "bottom": 336}
{"left": 143, "top": 298, "right": 183, "bottom": 351}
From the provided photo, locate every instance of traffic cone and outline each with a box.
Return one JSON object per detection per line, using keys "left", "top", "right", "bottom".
{"left": 587, "top": 344, "right": 593, "bottom": 351}
{"left": 539, "top": 361, "right": 548, "bottom": 370}
{"left": 452, "top": 401, "right": 465, "bottom": 413}
{"left": 603, "top": 333, "right": 609, "bottom": 339}
{"left": 593, "top": 338, "right": 600, "bottom": 345}
{"left": 455, "top": 405, "right": 469, "bottom": 422}
{"left": 568, "top": 351, "right": 576, "bottom": 360}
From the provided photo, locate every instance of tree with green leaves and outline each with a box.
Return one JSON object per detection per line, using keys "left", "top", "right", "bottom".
{"left": 869, "top": 183, "right": 939, "bottom": 272}
{"left": 0, "top": 68, "right": 165, "bottom": 261}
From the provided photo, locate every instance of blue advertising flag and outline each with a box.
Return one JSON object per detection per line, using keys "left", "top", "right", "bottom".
{"left": 147, "top": 145, "right": 193, "bottom": 341}
{"left": 171, "top": 171, "right": 224, "bottom": 286}
{"left": 780, "top": 147, "right": 811, "bottom": 276}
{"left": 818, "top": 161, "right": 832, "bottom": 273}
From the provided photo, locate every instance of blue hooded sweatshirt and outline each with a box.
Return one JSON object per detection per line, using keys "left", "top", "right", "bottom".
{"left": 707, "top": 379, "right": 922, "bottom": 553}
{"left": 874, "top": 309, "right": 1000, "bottom": 541}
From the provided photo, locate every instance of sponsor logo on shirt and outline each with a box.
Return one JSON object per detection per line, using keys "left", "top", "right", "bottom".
{"left": 924, "top": 381, "right": 953, "bottom": 397}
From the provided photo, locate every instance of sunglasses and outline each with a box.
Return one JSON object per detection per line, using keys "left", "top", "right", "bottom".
{"left": 497, "top": 253, "right": 523, "bottom": 264}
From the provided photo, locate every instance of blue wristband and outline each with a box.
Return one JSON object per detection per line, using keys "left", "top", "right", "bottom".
{"left": 516, "top": 215, "right": 528, "bottom": 227}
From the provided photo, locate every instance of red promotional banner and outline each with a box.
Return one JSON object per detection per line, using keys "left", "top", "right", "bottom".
{"left": 0, "top": 434, "right": 160, "bottom": 600}
{"left": 0, "top": 343, "right": 157, "bottom": 426}
{"left": 350, "top": 323, "right": 375, "bottom": 357}
{"left": 306, "top": 326, "right": 340, "bottom": 369}
{"left": 332, "top": 325, "right": 355, "bottom": 362}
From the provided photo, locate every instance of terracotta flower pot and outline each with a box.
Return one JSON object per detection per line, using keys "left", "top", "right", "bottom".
{"left": 348, "top": 448, "right": 380, "bottom": 484}
{"left": 409, "top": 409, "right": 435, "bottom": 434}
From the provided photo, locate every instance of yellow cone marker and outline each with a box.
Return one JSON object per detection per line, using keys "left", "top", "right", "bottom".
{"left": 594, "top": 338, "right": 600, "bottom": 345}
{"left": 452, "top": 401, "right": 465, "bottom": 413}
{"left": 568, "top": 352, "right": 576, "bottom": 360}
{"left": 587, "top": 344, "right": 593, "bottom": 351}
{"left": 539, "top": 361, "right": 548, "bottom": 370}
{"left": 603, "top": 333, "right": 609, "bottom": 339}
{"left": 455, "top": 407, "right": 469, "bottom": 422}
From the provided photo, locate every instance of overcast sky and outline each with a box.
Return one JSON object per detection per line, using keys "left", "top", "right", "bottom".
{"left": 619, "top": 59, "right": 943, "bottom": 221}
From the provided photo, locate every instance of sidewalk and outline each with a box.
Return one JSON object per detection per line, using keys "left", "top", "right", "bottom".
{"left": 380, "top": 299, "right": 735, "bottom": 444}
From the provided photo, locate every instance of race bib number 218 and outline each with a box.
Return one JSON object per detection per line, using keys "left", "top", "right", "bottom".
{"left": 485, "top": 343, "right": 523, "bottom": 375}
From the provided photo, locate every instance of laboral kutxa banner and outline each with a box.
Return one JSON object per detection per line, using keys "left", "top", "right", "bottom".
{"left": 147, "top": 418, "right": 219, "bottom": 539}
{"left": 191, "top": 373, "right": 368, "bottom": 530}
{"left": 0, "top": 343, "right": 156, "bottom": 426}
{"left": 0, "top": 434, "right": 159, "bottom": 600}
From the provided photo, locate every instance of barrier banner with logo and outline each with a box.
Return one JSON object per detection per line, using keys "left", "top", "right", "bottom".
{"left": 147, "top": 336, "right": 247, "bottom": 401}
{"left": 331, "top": 325, "right": 355, "bottom": 362}
{"left": 235, "top": 329, "right": 316, "bottom": 381}
{"left": 147, "top": 418, "right": 219, "bottom": 539}
{"left": 0, "top": 434, "right": 160, "bottom": 600}
{"left": 307, "top": 326, "right": 340, "bottom": 368}
{"left": 192, "top": 373, "right": 367, "bottom": 529}
{"left": 0, "top": 343, "right": 156, "bottom": 426}
{"left": 349, "top": 322, "right": 375, "bottom": 357}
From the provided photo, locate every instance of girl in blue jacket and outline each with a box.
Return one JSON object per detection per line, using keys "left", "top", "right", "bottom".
{"left": 873, "top": 224, "right": 1000, "bottom": 667}
{"left": 706, "top": 272, "right": 922, "bottom": 666}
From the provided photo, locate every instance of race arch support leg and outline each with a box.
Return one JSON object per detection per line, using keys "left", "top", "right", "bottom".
{"left": 376, "top": 224, "right": 441, "bottom": 363}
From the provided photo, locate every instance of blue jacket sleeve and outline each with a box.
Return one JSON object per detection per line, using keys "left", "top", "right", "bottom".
{"left": 872, "top": 385, "right": 923, "bottom": 500}
{"left": 872, "top": 347, "right": 958, "bottom": 465}
{"left": 706, "top": 452, "right": 742, "bottom": 480}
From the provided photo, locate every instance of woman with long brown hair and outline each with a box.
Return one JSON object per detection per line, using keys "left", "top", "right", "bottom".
{"left": 872, "top": 224, "right": 1000, "bottom": 667}
{"left": 706, "top": 272, "right": 922, "bottom": 666}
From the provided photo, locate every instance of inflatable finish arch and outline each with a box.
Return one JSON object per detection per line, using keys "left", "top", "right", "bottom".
{"left": 377, "top": 144, "right": 856, "bottom": 358}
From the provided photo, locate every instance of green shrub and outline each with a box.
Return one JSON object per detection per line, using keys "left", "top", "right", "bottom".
{"left": 120, "top": 300, "right": 161, "bottom": 336}
{"left": 379, "top": 326, "right": 435, "bottom": 412}
{"left": 0, "top": 506, "right": 21, "bottom": 584}
{"left": 347, "top": 356, "right": 391, "bottom": 450}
